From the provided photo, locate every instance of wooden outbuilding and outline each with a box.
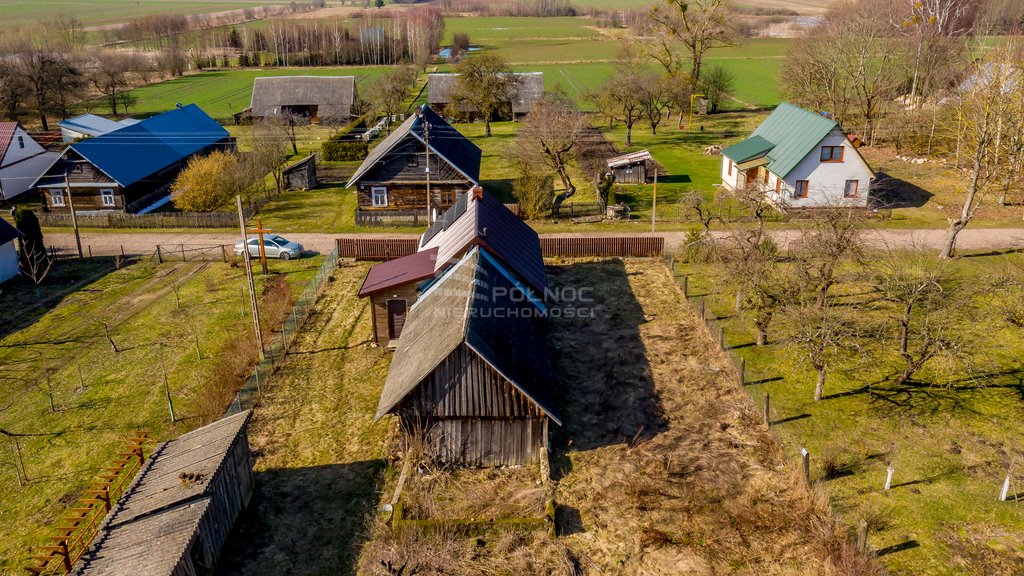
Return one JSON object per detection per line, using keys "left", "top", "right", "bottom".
{"left": 249, "top": 76, "right": 356, "bottom": 124}
{"left": 346, "top": 105, "right": 480, "bottom": 221}
{"left": 283, "top": 154, "right": 318, "bottom": 190}
{"left": 71, "top": 411, "right": 254, "bottom": 576}
{"left": 428, "top": 72, "right": 544, "bottom": 118}
{"left": 606, "top": 150, "right": 654, "bottom": 184}
{"left": 375, "top": 248, "right": 559, "bottom": 467}
{"left": 358, "top": 247, "right": 439, "bottom": 346}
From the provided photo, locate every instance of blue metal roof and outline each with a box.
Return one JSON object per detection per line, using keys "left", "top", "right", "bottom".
{"left": 70, "top": 105, "right": 229, "bottom": 187}
{"left": 411, "top": 105, "right": 481, "bottom": 183}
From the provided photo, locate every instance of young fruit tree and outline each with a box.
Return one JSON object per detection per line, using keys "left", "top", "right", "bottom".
{"left": 793, "top": 208, "right": 865, "bottom": 307}
{"left": 451, "top": 52, "right": 518, "bottom": 137}
{"left": 785, "top": 303, "right": 856, "bottom": 401}
{"left": 509, "top": 94, "right": 592, "bottom": 208}
{"left": 721, "top": 230, "right": 796, "bottom": 346}
{"left": 368, "top": 66, "right": 418, "bottom": 132}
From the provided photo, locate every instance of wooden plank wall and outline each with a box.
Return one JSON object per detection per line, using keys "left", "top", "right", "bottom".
{"left": 336, "top": 238, "right": 418, "bottom": 260}
{"left": 337, "top": 236, "right": 664, "bottom": 261}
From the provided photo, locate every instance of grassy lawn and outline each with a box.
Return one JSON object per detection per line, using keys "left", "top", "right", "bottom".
{"left": 0, "top": 0, "right": 294, "bottom": 29}
{"left": 676, "top": 252, "right": 1024, "bottom": 575}
{"left": 0, "top": 254, "right": 323, "bottom": 572}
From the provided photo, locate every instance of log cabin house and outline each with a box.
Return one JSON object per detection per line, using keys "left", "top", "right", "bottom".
{"left": 358, "top": 187, "right": 546, "bottom": 346}
{"left": 346, "top": 105, "right": 481, "bottom": 223}
{"left": 71, "top": 411, "right": 253, "bottom": 576}
{"left": 249, "top": 76, "right": 356, "bottom": 124}
{"left": 0, "top": 122, "right": 59, "bottom": 202}
{"left": 374, "top": 248, "right": 559, "bottom": 467}
{"left": 33, "top": 104, "right": 232, "bottom": 214}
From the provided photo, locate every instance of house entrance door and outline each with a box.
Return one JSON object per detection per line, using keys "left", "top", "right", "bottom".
{"left": 387, "top": 300, "right": 408, "bottom": 340}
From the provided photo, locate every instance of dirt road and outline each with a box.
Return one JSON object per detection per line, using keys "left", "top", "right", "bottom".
{"left": 43, "top": 227, "right": 1024, "bottom": 258}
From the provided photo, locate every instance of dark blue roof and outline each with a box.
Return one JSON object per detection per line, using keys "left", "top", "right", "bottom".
{"left": 412, "top": 105, "right": 481, "bottom": 183}
{"left": 70, "top": 105, "right": 229, "bottom": 187}
{"left": 0, "top": 217, "right": 23, "bottom": 245}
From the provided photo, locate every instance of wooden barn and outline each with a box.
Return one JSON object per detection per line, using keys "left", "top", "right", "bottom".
{"left": 375, "top": 248, "right": 558, "bottom": 467}
{"left": 71, "top": 411, "right": 253, "bottom": 575}
{"left": 33, "top": 104, "right": 232, "bottom": 214}
{"left": 249, "top": 76, "right": 356, "bottom": 124}
{"left": 606, "top": 150, "right": 654, "bottom": 184}
{"left": 346, "top": 105, "right": 480, "bottom": 220}
{"left": 283, "top": 154, "right": 318, "bottom": 190}
{"left": 358, "top": 247, "right": 439, "bottom": 346}
{"left": 428, "top": 72, "right": 544, "bottom": 118}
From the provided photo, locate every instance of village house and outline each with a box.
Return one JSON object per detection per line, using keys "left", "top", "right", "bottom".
{"left": 33, "top": 104, "right": 232, "bottom": 214}
{"left": 56, "top": 113, "right": 139, "bottom": 142}
{"left": 346, "top": 105, "right": 481, "bottom": 223}
{"left": 358, "top": 187, "right": 546, "bottom": 346}
{"left": 0, "top": 122, "right": 60, "bottom": 202}
{"left": 428, "top": 72, "right": 544, "bottom": 119}
{"left": 720, "top": 102, "right": 874, "bottom": 208}
{"left": 0, "top": 218, "right": 22, "bottom": 284}
{"left": 374, "top": 247, "right": 559, "bottom": 467}
{"left": 249, "top": 76, "right": 356, "bottom": 124}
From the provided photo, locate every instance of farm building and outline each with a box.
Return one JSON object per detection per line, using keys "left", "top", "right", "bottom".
{"left": 249, "top": 76, "right": 356, "bottom": 124}
{"left": 427, "top": 72, "right": 544, "bottom": 118}
{"left": 71, "top": 411, "right": 254, "bottom": 576}
{"left": 57, "top": 114, "right": 139, "bottom": 142}
{"left": 358, "top": 247, "right": 439, "bottom": 346}
{"left": 606, "top": 150, "right": 654, "bottom": 184}
{"left": 346, "top": 105, "right": 480, "bottom": 222}
{"left": 0, "top": 217, "right": 23, "bottom": 284}
{"left": 0, "top": 122, "right": 59, "bottom": 202}
{"left": 33, "top": 104, "right": 233, "bottom": 214}
{"left": 375, "top": 248, "right": 559, "bottom": 467}
{"left": 283, "top": 154, "right": 318, "bottom": 190}
{"left": 720, "top": 102, "right": 874, "bottom": 208}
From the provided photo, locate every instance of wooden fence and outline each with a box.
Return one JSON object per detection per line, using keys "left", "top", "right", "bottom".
{"left": 336, "top": 236, "right": 663, "bottom": 261}
{"left": 154, "top": 244, "right": 232, "bottom": 263}
{"left": 38, "top": 210, "right": 242, "bottom": 229}
{"left": 550, "top": 202, "right": 604, "bottom": 219}
{"left": 355, "top": 209, "right": 429, "bottom": 227}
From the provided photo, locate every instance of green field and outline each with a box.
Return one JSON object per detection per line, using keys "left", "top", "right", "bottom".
{"left": 0, "top": 0, "right": 294, "bottom": 29}
{"left": 105, "top": 67, "right": 394, "bottom": 120}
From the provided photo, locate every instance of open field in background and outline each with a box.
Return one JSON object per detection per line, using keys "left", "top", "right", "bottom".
{"left": 676, "top": 252, "right": 1024, "bottom": 575}
{"left": 0, "top": 0, "right": 295, "bottom": 29}
{"left": 0, "top": 255, "right": 323, "bottom": 572}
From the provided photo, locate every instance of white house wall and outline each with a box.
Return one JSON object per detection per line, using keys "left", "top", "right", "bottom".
{"left": 0, "top": 241, "right": 18, "bottom": 284}
{"left": 767, "top": 129, "right": 873, "bottom": 208}
{"left": 720, "top": 156, "right": 741, "bottom": 190}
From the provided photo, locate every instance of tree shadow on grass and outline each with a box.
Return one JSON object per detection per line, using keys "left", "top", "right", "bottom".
{"left": 218, "top": 460, "right": 386, "bottom": 576}
{"left": 545, "top": 259, "right": 667, "bottom": 480}
{"left": 827, "top": 370, "right": 1024, "bottom": 417}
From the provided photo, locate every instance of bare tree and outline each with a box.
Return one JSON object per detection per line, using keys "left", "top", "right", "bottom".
{"left": 785, "top": 302, "right": 856, "bottom": 401}
{"left": 451, "top": 52, "right": 518, "bottom": 137}
{"left": 647, "top": 0, "right": 737, "bottom": 85}
{"left": 890, "top": 0, "right": 978, "bottom": 105}
{"left": 367, "top": 66, "right": 417, "bottom": 131}
{"left": 637, "top": 72, "right": 671, "bottom": 135}
{"left": 21, "top": 245, "right": 53, "bottom": 300}
{"left": 509, "top": 94, "right": 591, "bottom": 208}
{"left": 250, "top": 120, "right": 291, "bottom": 194}
{"left": 721, "top": 230, "right": 795, "bottom": 346}
{"left": 90, "top": 51, "right": 143, "bottom": 115}
{"left": 794, "top": 208, "right": 865, "bottom": 307}
{"left": 588, "top": 51, "right": 645, "bottom": 145}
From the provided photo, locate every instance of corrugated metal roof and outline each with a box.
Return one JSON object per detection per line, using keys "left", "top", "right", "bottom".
{"left": 607, "top": 150, "right": 652, "bottom": 168}
{"left": 346, "top": 105, "right": 481, "bottom": 188}
{"left": 358, "top": 247, "right": 439, "bottom": 297}
{"left": 70, "top": 104, "right": 229, "bottom": 187}
{"left": 375, "top": 248, "right": 559, "bottom": 423}
{"left": 751, "top": 102, "right": 837, "bottom": 178}
{"left": 720, "top": 135, "right": 775, "bottom": 164}
{"left": 250, "top": 76, "right": 355, "bottom": 119}
{"left": 57, "top": 114, "right": 136, "bottom": 138}
{"left": 420, "top": 188, "right": 547, "bottom": 293}
{"left": 0, "top": 217, "right": 23, "bottom": 245}
{"left": 428, "top": 72, "right": 544, "bottom": 114}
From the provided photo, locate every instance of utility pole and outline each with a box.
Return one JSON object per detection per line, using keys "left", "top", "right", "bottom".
{"left": 64, "top": 174, "right": 83, "bottom": 259}
{"left": 250, "top": 217, "right": 271, "bottom": 275}
{"left": 423, "top": 111, "right": 432, "bottom": 223}
{"left": 237, "top": 196, "right": 265, "bottom": 360}
{"left": 650, "top": 168, "right": 658, "bottom": 236}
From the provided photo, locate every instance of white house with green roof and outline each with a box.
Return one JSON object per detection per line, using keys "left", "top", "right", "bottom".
{"left": 720, "top": 102, "right": 874, "bottom": 208}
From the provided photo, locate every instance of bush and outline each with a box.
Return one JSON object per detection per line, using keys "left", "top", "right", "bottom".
{"left": 513, "top": 173, "right": 554, "bottom": 220}
{"left": 322, "top": 140, "right": 368, "bottom": 161}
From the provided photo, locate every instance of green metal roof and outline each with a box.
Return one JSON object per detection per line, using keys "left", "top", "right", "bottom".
{"left": 721, "top": 135, "right": 774, "bottom": 164}
{"left": 752, "top": 102, "right": 838, "bottom": 178}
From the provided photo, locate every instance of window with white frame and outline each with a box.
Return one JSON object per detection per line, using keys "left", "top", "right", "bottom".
{"left": 371, "top": 186, "right": 388, "bottom": 207}
{"left": 51, "top": 189, "right": 66, "bottom": 207}
{"left": 101, "top": 188, "right": 116, "bottom": 207}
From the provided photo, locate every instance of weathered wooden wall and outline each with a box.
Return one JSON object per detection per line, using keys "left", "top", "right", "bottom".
{"left": 370, "top": 283, "right": 419, "bottom": 344}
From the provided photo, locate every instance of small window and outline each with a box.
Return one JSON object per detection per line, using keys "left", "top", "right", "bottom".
{"left": 406, "top": 154, "right": 419, "bottom": 167}
{"left": 820, "top": 146, "right": 844, "bottom": 162}
{"left": 100, "top": 188, "right": 115, "bottom": 207}
{"left": 794, "top": 180, "right": 809, "bottom": 199}
{"left": 440, "top": 189, "right": 456, "bottom": 207}
{"left": 51, "top": 190, "right": 66, "bottom": 207}
{"left": 844, "top": 179, "right": 859, "bottom": 198}
{"left": 727, "top": 160, "right": 733, "bottom": 176}
{"left": 72, "top": 163, "right": 83, "bottom": 173}
{"left": 17, "top": 135, "right": 25, "bottom": 149}
{"left": 775, "top": 179, "right": 782, "bottom": 193}
{"left": 371, "top": 186, "right": 388, "bottom": 207}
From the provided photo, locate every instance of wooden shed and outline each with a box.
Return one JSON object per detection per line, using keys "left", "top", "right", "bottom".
{"left": 375, "top": 248, "right": 559, "bottom": 467}
{"left": 71, "top": 411, "right": 253, "bottom": 576}
{"left": 249, "top": 76, "right": 356, "bottom": 124}
{"left": 606, "top": 150, "right": 654, "bottom": 184}
{"left": 358, "top": 247, "right": 439, "bottom": 346}
{"left": 283, "top": 154, "right": 318, "bottom": 190}
{"left": 428, "top": 72, "right": 544, "bottom": 118}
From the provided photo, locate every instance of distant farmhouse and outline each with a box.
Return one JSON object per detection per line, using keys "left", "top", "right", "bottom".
{"left": 428, "top": 72, "right": 544, "bottom": 118}
{"left": 0, "top": 122, "right": 60, "bottom": 202}
{"left": 721, "top": 102, "right": 874, "bottom": 208}
{"left": 249, "top": 76, "right": 356, "bottom": 124}
{"left": 346, "top": 105, "right": 481, "bottom": 221}
{"left": 0, "top": 218, "right": 22, "bottom": 284}
{"left": 34, "top": 104, "right": 232, "bottom": 214}
{"left": 57, "top": 113, "right": 139, "bottom": 142}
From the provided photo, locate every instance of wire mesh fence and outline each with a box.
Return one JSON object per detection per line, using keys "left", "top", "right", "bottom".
{"left": 225, "top": 248, "right": 340, "bottom": 416}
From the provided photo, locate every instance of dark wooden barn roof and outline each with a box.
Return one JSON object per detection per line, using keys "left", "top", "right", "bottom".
{"left": 72, "top": 411, "right": 251, "bottom": 575}
{"left": 374, "top": 248, "right": 559, "bottom": 424}
{"left": 427, "top": 72, "right": 545, "bottom": 115}
{"left": 250, "top": 76, "right": 355, "bottom": 119}
{"left": 346, "top": 105, "right": 481, "bottom": 188}
{"left": 358, "top": 247, "right": 439, "bottom": 297}
{"left": 420, "top": 187, "right": 547, "bottom": 293}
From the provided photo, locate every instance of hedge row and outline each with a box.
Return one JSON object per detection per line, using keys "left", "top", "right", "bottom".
{"left": 322, "top": 140, "right": 369, "bottom": 161}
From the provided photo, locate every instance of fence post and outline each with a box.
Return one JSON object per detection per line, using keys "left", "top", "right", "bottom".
{"left": 738, "top": 357, "right": 745, "bottom": 386}
{"left": 763, "top": 393, "right": 770, "bottom": 426}
{"left": 857, "top": 520, "right": 868, "bottom": 552}
{"left": 682, "top": 275, "right": 689, "bottom": 298}
{"left": 884, "top": 466, "right": 895, "bottom": 490}
{"left": 222, "top": 245, "right": 228, "bottom": 263}
{"left": 156, "top": 245, "right": 162, "bottom": 264}
{"left": 88, "top": 245, "right": 93, "bottom": 261}
{"left": 999, "top": 474, "right": 1011, "bottom": 501}
{"left": 801, "top": 448, "right": 810, "bottom": 486}
{"left": 181, "top": 245, "right": 186, "bottom": 262}
{"left": 719, "top": 326, "right": 726, "bottom": 350}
